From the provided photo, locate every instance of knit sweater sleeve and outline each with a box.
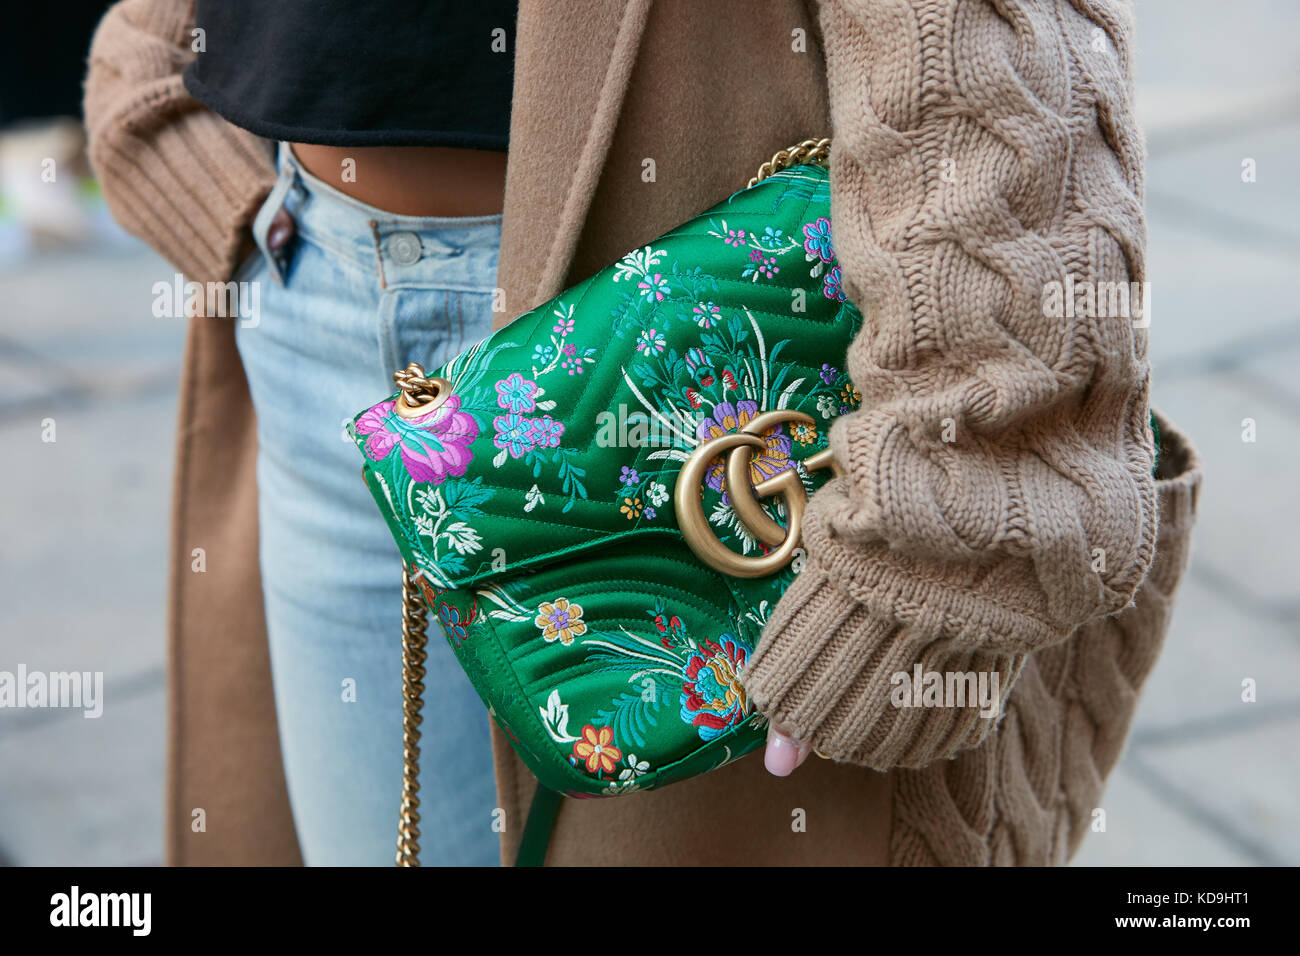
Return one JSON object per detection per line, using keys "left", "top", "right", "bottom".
{"left": 84, "top": 0, "right": 276, "bottom": 283}
{"left": 742, "top": 0, "right": 1156, "bottom": 769}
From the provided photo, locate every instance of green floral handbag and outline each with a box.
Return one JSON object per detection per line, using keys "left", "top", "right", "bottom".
{"left": 349, "top": 139, "right": 1162, "bottom": 866}
{"left": 349, "top": 139, "right": 863, "bottom": 864}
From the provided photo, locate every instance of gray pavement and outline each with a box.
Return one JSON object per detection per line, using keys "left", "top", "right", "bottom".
{"left": 1, "top": 245, "right": 181, "bottom": 866}
{"left": 1072, "top": 0, "right": 1300, "bottom": 865}
{"left": 1, "top": 0, "right": 1298, "bottom": 866}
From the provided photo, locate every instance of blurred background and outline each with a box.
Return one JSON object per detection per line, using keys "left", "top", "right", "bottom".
{"left": 1, "top": 0, "right": 1298, "bottom": 866}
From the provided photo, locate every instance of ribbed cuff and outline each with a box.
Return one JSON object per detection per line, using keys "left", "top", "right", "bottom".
{"left": 89, "top": 78, "right": 276, "bottom": 283}
{"left": 742, "top": 551, "right": 1025, "bottom": 770}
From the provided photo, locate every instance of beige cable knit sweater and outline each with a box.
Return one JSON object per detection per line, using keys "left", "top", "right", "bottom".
{"left": 86, "top": 0, "right": 1201, "bottom": 865}
{"left": 746, "top": 0, "right": 1158, "bottom": 764}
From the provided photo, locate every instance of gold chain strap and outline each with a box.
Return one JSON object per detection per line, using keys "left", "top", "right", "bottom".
{"left": 748, "top": 137, "right": 832, "bottom": 187}
{"left": 389, "top": 137, "right": 830, "bottom": 866}
{"left": 395, "top": 363, "right": 435, "bottom": 865}
{"left": 396, "top": 563, "right": 430, "bottom": 866}
{"left": 396, "top": 562, "right": 430, "bottom": 866}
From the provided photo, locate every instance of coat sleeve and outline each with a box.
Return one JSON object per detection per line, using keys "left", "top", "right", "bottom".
{"left": 84, "top": 0, "right": 276, "bottom": 283}
{"left": 741, "top": 0, "right": 1157, "bottom": 770}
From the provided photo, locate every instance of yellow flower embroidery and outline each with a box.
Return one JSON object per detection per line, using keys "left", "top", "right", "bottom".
{"left": 790, "top": 421, "right": 818, "bottom": 445}
{"left": 534, "top": 597, "right": 587, "bottom": 646}
{"left": 572, "top": 724, "right": 622, "bottom": 775}
{"left": 620, "top": 496, "right": 643, "bottom": 519}
{"left": 840, "top": 383, "right": 861, "bottom": 405}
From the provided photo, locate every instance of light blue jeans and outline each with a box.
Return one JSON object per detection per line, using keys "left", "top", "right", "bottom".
{"left": 234, "top": 143, "right": 500, "bottom": 866}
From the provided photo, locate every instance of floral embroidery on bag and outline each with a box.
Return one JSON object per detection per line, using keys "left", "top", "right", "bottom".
{"left": 354, "top": 395, "right": 478, "bottom": 484}
{"left": 409, "top": 479, "right": 494, "bottom": 582}
{"left": 646, "top": 481, "right": 668, "bottom": 508}
{"left": 802, "top": 216, "right": 835, "bottom": 263}
{"left": 638, "top": 273, "right": 670, "bottom": 301}
{"left": 604, "top": 294, "right": 860, "bottom": 538}
{"left": 609, "top": 245, "right": 721, "bottom": 338}
{"left": 790, "top": 420, "right": 818, "bottom": 445}
{"left": 436, "top": 597, "right": 479, "bottom": 647}
{"left": 600, "top": 753, "right": 650, "bottom": 795}
{"left": 350, "top": 165, "right": 859, "bottom": 797}
{"left": 620, "top": 754, "right": 650, "bottom": 781}
{"left": 535, "top": 597, "right": 587, "bottom": 645}
{"left": 679, "top": 636, "right": 752, "bottom": 741}
{"left": 528, "top": 415, "right": 564, "bottom": 448}
{"left": 539, "top": 689, "right": 581, "bottom": 743}
{"left": 571, "top": 600, "right": 761, "bottom": 754}
{"left": 412, "top": 577, "right": 481, "bottom": 649}
{"left": 823, "top": 265, "right": 847, "bottom": 302}
{"left": 707, "top": 218, "right": 802, "bottom": 282}
{"left": 612, "top": 245, "right": 666, "bottom": 284}
{"left": 493, "top": 412, "right": 536, "bottom": 459}
{"left": 533, "top": 302, "right": 597, "bottom": 378}
{"left": 692, "top": 301, "right": 720, "bottom": 327}
{"left": 696, "top": 400, "right": 794, "bottom": 503}
{"left": 635, "top": 327, "right": 666, "bottom": 355}
{"left": 495, "top": 372, "right": 538, "bottom": 413}
{"left": 571, "top": 724, "right": 622, "bottom": 776}
{"left": 479, "top": 370, "right": 587, "bottom": 509}
{"left": 359, "top": 303, "right": 593, "bottom": 518}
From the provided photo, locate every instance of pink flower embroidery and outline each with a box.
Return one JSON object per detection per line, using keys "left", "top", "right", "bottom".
{"left": 354, "top": 394, "right": 478, "bottom": 484}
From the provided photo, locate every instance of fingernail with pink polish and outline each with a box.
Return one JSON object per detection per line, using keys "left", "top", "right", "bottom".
{"left": 268, "top": 221, "right": 293, "bottom": 251}
{"left": 765, "top": 729, "right": 800, "bottom": 777}
{"left": 795, "top": 739, "right": 812, "bottom": 769}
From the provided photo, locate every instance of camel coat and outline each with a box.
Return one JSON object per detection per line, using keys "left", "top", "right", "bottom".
{"left": 85, "top": 0, "right": 1201, "bottom": 865}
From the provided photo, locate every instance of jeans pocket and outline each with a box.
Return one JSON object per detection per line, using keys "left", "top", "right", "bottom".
{"left": 251, "top": 169, "right": 297, "bottom": 286}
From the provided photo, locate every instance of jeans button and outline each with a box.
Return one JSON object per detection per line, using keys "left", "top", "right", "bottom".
{"left": 388, "top": 232, "right": 423, "bottom": 266}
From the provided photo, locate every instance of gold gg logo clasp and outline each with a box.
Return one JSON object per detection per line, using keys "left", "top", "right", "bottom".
{"left": 674, "top": 409, "right": 842, "bottom": 578}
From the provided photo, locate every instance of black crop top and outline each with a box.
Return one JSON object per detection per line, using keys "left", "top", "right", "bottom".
{"left": 182, "top": 1, "right": 517, "bottom": 150}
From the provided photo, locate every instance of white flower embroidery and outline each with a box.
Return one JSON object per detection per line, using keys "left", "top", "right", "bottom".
{"left": 611, "top": 245, "right": 666, "bottom": 283}
{"left": 619, "top": 754, "right": 650, "bottom": 781}
{"left": 646, "top": 482, "right": 668, "bottom": 507}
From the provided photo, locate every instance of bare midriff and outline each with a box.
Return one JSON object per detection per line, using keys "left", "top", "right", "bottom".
{"left": 289, "top": 144, "right": 508, "bottom": 217}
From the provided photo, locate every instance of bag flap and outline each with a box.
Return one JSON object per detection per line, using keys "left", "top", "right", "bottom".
{"left": 350, "top": 164, "right": 863, "bottom": 589}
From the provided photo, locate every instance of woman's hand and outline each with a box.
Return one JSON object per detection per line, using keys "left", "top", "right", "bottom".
{"left": 763, "top": 723, "right": 813, "bottom": 776}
